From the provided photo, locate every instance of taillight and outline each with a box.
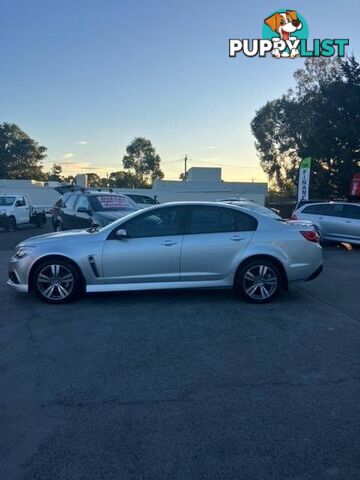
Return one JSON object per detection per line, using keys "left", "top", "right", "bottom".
{"left": 300, "top": 230, "right": 319, "bottom": 243}
{"left": 291, "top": 213, "right": 297, "bottom": 220}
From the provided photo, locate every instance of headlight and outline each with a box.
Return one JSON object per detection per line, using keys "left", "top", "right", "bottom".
{"left": 15, "top": 246, "right": 34, "bottom": 259}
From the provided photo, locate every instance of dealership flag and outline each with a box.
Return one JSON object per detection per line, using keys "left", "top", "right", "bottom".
{"left": 297, "top": 157, "right": 311, "bottom": 202}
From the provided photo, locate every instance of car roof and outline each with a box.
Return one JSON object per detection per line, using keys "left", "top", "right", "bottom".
{"left": 65, "top": 190, "right": 127, "bottom": 196}
{"left": 299, "top": 201, "right": 360, "bottom": 208}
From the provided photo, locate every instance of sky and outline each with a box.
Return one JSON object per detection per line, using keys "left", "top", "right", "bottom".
{"left": 1, "top": 0, "right": 359, "bottom": 182}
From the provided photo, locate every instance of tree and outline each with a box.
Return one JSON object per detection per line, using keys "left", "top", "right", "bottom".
{"left": 251, "top": 55, "right": 360, "bottom": 198}
{"left": 63, "top": 175, "right": 75, "bottom": 185}
{"left": 48, "top": 163, "right": 63, "bottom": 182}
{"left": 0, "top": 123, "right": 47, "bottom": 179}
{"left": 123, "top": 137, "right": 164, "bottom": 183}
{"left": 85, "top": 173, "right": 101, "bottom": 187}
{"left": 108, "top": 170, "right": 150, "bottom": 188}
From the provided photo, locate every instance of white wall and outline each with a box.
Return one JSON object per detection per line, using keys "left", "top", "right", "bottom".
{"left": 0, "top": 180, "right": 60, "bottom": 209}
{"left": 114, "top": 180, "right": 267, "bottom": 205}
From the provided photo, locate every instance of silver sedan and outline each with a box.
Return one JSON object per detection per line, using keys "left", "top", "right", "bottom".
{"left": 8, "top": 202, "right": 323, "bottom": 304}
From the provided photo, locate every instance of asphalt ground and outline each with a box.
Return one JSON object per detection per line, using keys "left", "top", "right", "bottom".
{"left": 0, "top": 225, "right": 359, "bottom": 479}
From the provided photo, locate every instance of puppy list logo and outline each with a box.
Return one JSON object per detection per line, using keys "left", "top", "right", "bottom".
{"left": 229, "top": 10, "right": 349, "bottom": 59}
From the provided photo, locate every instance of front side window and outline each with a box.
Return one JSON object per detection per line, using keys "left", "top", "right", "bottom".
{"left": 64, "top": 194, "right": 78, "bottom": 210}
{"left": 187, "top": 206, "right": 257, "bottom": 234}
{"left": 122, "top": 207, "right": 184, "bottom": 238}
{"left": 17, "top": 197, "right": 26, "bottom": 206}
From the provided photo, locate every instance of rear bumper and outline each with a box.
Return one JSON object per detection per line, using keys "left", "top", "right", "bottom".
{"left": 306, "top": 264, "right": 323, "bottom": 281}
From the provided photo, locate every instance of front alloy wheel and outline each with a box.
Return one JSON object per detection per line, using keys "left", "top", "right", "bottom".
{"left": 237, "top": 260, "right": 281, "bottom": 303}
{"left": 33, "top": 260, "right": 81, "bottom": 303}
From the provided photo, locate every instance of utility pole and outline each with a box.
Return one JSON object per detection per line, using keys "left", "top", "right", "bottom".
{"left": 184, "top": 154, "right": 188, "bottom": 181}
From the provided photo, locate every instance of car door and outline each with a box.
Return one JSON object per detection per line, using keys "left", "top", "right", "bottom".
{"left": 73, "top": 195, "right": 93, "bottom": 229}
{"left": 61, "top": 194, "right": 79, "bottom": 229}
{"left": 343, "top": 204, "right": 360, "bottom": 243}
{"left": 14, "top": 196, "right": 30, "bottom": 224}
{"left": 320, "top": 204, "right": 345, "bottom": 241}
{"left": 180, "top": 205, "right": 257, "bottom": 283}
{"left": 101, "top": 206, "right": 185, "bottom": 285}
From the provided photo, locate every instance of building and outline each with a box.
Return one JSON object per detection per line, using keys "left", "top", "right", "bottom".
{"left": 116, "top": 168, "right": 267, "bottom": 205}
{"left": 0, "top": 168, "right": 267, "bottom": 207}
{"left": 0, "top": 179, "right": 59, "bottom": 209}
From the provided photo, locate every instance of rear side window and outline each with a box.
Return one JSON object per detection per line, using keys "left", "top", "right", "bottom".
{"left": 345, "top": 205, "right": 360, "bottom": 219}
{"left": 187, "top": 206, "right": 257, "bottom": 234}
{"left": 302, "top": 205, "right": 324, "bottom": 214}
{"left": 322, "top": 204, "right": 345, "bottom": 217}
{"left": 64, "top": 195, "right": 78, "bottom": 210}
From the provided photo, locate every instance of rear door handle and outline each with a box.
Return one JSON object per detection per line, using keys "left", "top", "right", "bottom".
{"left": 231, "top": 235, "right": 245, "bottom": 242}
{"left": 161, "top": 240, "right": 177, "bottom": 246}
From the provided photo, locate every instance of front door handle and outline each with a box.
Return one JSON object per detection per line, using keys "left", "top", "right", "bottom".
{"left": 231, "top": 235, "right": 245, "bottom": 242}
{"left": 161, "top": 240, "right": 177, "bottom": 246}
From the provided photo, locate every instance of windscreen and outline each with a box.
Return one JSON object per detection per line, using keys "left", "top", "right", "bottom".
{"left": 0, "top": 196, "right": 16, "bottom": 206}
{"left": 90, "top": 195, "right": 137, "bottom": 212}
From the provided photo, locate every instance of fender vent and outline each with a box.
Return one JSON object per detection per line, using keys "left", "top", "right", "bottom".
{"left": 88, "top": 256, "right": 100, "bottom": 277}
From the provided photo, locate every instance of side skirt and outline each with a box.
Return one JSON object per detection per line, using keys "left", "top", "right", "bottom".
{"left": 86, "top": 279, "right": 232, "bottom": 293}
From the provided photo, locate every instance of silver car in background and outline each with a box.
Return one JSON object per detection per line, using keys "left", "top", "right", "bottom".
{"left": 292, "top": 202, "right": 360, "bottom": 245}
{"left": 8, "top": 202, "right": 323, "bottom": 304}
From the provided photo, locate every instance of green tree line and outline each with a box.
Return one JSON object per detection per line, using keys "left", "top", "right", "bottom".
{"left": 0, "top": 126, "right": 163, "bottom": 189}
{"left": 251, "top": 55, "right": 360, "bottom": 199}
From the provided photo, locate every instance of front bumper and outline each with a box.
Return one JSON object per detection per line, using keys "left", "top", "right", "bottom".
{"left": 7, "top": 254, "right": 34, "bottom": 293}
{"left": 7, "top": 279, "right": 28, "bottom": 293}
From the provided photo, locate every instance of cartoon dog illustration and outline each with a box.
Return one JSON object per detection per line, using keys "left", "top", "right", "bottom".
{"left": 264, "top": 10, "right": 302, "bottom": 58}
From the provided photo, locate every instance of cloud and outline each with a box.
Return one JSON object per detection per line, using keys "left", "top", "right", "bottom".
{"left": 76, "top": 141, "right": 88, "bottom": 145}
{"left": 205, "top": 145, "right": 220, "bottom": 150}
{"left": 63, "top": 152, "right": 75, "bottom": 159}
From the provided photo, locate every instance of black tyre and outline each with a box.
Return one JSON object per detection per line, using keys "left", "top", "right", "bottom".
{"left": 35, "top": 217, "right": 46, "bottom": 228}
{"left": 235, "top": 258, "right": 282, "bottom": 304}
{"left": 5, "top": 216, "right": 17, "bottom": 232}
{"left": 32, "top": 258, "right": 83, "bottom": 304}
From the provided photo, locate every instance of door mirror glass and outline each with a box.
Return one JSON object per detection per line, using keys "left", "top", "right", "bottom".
{"left": 115, "top": 228, "right": 128, "bottom": 239}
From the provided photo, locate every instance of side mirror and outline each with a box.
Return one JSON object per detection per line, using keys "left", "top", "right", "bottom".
{"left": 115, "top": 228, "right": 128, "bottom": 239}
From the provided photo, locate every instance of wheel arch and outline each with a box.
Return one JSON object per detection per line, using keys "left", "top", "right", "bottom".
{"left": 234, "top": 254, "right": 288, "bottom": 291}
{"left": 28, "top": 254, "right": 86, "bottom": 292}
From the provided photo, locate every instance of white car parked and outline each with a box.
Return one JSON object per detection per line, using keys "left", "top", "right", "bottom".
{"left": 0, "top": 194, "right": 46, "bottom": 232}
{"left": 292, "top": 202, "right": 360, "bottom": 245}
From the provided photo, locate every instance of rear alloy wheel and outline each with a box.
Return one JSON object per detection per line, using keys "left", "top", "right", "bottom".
{"left": 236, "top": 259, "right": 281, "bottom": 304}
{"left": 5, "top": 216, "right": 17, "bottom": 232}
{"left": 33, "top": 260, "right": 82, "bottom": 304}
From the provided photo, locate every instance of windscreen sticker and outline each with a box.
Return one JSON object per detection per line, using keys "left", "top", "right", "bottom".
{"left": 97, "top": 196, "right": 130, "bottom": 208}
